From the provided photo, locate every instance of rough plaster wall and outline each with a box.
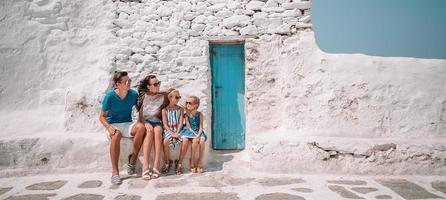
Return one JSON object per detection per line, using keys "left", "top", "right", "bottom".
{"left": 245, "top": 32, "right": 446, "bottom": 139}
{"left": 0, "top": 0, "right": 115, "bottom": 135}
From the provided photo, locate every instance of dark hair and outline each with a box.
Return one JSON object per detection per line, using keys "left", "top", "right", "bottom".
{"left": 113, "top": 71, "right": 128, "bottom": 86}
{"left": 136, "top": 75, "right": 157, "bottom": 111}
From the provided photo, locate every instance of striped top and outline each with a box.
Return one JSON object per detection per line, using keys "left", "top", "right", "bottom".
{"left": 165, "top": 106, "right": 181, "bottom": 132}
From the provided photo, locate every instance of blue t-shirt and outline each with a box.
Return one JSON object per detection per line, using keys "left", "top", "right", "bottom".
{"left": 102, "top": 89, "right": 138, "bottom": 124}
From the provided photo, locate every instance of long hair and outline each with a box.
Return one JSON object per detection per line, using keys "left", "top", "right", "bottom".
{"left": 136, "top": 75, "right": 156, "bottom": 111}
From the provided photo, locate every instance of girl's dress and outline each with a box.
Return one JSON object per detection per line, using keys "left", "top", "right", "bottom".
{"left": 162, "top": 106, "right": 182, "bottom": 148}
{"left": 180, "top": 112, "right": 207, "bottom": 141}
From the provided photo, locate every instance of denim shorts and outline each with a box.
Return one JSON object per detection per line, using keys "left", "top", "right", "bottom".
{"left": 145, "top": 119, "right": 162, "bottom": 128}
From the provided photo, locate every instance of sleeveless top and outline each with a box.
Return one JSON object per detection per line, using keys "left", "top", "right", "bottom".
{"left": 142, "top": 93, "right": 164, "bottom": 122}
{"left": 186, "top": 112, "right": 201, "bottom": 132}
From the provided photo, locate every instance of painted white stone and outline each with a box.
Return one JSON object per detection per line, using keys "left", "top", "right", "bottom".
{"left": 268, "top": 24, "right": 291, "bottom": 34}
{"left": 283, "top": 17, "right": 299, "bottom": 25}
{"left": 209, "top": 0, "right": 227, "bottom": 4}
{"left": 192, "top": 15, "right": 207, "bottom": 24}
{"left": 265, "top": 0, "right": 279, "bottom": 8}
{"left": 207, "top": 3, "right": 226, "bottom": 12}
{"left": 227, "top": 1, "right": 241, "bottom": 10}
{"left": 113, "top": 19, "right": 132, "bottom": 28}
{"left": 240, "top": 25, "right": 258, "bottom": 36}
{"left": 115, "top": 54, "right": 128, "bottom": 61}
{"left": 180, "top": 20, "right": 191, "bottom": 29}
{"left": 214, "top": 10, "right": 234, "bottom": 18}
{"left": 145, "top": 46, "right": 160, "bottom": 54}
{"left": 295, "top": 22, "right": 312, "bottom": 28}
{"left": 130, "top": 53, "right": 144, "bottom": 64}
{"left": 207, "top": 16, "right": 220, "bottom": 26}
{"left": 222, "top": 29, "right": 240, "bottom": 36}
{"left": 134, "top": 20, "right": 151, "bottom": 31}
{"left": 246, "top": 1, "right": 265, "bottom": 11}
{"left": 262, "top": 7, "right": 286, "bottom": 13}
{"left": 183, "top": 12, "right": 199, "bottom": 21}
{"left": 178, "top": 1, "right": 192, "bottom": 12}
{"left": 194, "top": 3, "right": 208, "bottom": 14}
{"left": 116, "top": 29, "right": 132, "bottom": 38}
{"left": 204, "top": 26, "right": 221, "bottom": 36}
{"left": 222, "top": 15, "right": 251, "bottom": 28}
{"left": 295, "top": 2, "right": 312, "bottom": 10}
{"left": 191, "top": 23, "right": 206, "bottom": 32}
{"left": 282, "top": 9, "right": 302, "bottom": 17}
{"left": 299, "top": 15, "right": 311, "bottom": 23}
{"left": 156, "top": 6, "right": 173, "bottom": 17}
{"left": 141, "top": 14, "right": 159, "bottom": 21}
{"left": 118, "top": 12, "right": 129, "bottom": 19}
{"left": 189, "top": 30, "right": 200, "bottom": 37}
{"left": 243, "top": 10, "right": 255, "bottom": 16}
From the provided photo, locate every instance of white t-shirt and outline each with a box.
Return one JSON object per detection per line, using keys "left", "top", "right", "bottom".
{"left": 143, "top": 93, "right": 164, "bottom": 122}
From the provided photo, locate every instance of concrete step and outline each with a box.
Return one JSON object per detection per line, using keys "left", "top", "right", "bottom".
{"left": 248, "top": 134, "right": 446, "bottom": 175}
{"left": 0, "top": 132, "right": 235, "bottom": 177}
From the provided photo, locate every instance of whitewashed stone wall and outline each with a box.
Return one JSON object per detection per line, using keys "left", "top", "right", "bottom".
{"left": 107, "top": 0, "right": 312, "bottom": 141}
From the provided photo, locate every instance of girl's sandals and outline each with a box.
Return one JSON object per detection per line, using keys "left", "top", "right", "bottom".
{"left": 161, "top": 160, "right": 173, "bottom": 174}
{"left": 197, "top": 167, "right": 204, "bottom": 174}
{"left": 175, "top": 163, "right": 183, "bottom": 175}
{"left": 151, "top": 168, "right": 160, "bottom": 179}
{"left": 142, "top": 169, "right": 151, "bottom": 180}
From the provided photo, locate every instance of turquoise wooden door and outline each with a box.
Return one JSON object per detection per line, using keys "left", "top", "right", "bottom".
{"left": 210, "top": 44, "right": 245, "bottom": 150}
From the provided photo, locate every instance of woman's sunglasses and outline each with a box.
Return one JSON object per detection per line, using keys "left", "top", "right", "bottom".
{"left": 186, "top": 101, "right": 193, "bottom": 105}
{"left": 150, "top": 81, "right": 161, "bottom": 87}
{"left": 174, "top": 96, "right": 181, "bottom": 100}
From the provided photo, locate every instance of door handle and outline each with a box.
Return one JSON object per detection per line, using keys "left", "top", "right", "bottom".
{"left": 215, "top": 86, "right": 223, "bottom": 89}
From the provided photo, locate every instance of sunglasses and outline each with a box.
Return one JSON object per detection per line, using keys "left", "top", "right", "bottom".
{"left": 174, "top": 96, "right": 181, "bottom": 100}
{"left": 150, "top": 81, "right": 161, "bottom": 87}
{"left": 186, "top": 101, "right": 193, "bottom": 105}
{"left": 120, "top": 79, "right": 131, "bottom": 85}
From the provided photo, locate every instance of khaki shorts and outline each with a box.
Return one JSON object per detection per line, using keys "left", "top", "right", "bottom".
{"left": 106, "top": 122, "right": 136, "bottom": 141}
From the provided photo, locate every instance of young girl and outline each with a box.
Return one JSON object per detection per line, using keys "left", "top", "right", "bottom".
{"left": 177, "top": 96, "right": 207, "bottom": 174}
{"left": 160, "top": 89, "right": 184, "bottom": 174}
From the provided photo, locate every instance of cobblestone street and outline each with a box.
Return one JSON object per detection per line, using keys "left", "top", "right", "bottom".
{"left": 1, "top": 169, "right": 445, "bottom": 200}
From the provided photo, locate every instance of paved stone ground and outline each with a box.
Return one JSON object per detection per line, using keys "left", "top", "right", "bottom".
{"left": 0, "top": 170, "right": 445, "bottom": 200}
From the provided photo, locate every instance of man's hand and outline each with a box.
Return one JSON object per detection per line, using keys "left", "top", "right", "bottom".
{"left": 107, "top": 126, "right": 117, "bottom": 137}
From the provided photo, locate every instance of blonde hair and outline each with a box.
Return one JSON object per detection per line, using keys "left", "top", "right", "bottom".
{"left": 189, "top": 96, "right": 200, "bottom": 107}
{"left": 167, "top": 88, "right": 178, "bottom": 98}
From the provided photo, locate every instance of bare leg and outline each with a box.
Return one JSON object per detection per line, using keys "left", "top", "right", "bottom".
{"left": 198, "top": 138, "right": 206, "bottom": 170}
{"left": 130, "top": 123, "right": 146, "bottom": 165}
{"left": 176, "top": 139, "right": 189, "bottom": 175}
{"left": 191, "top": 138, "right": 199, "bottom": 172}
{"left": 142, "top": 124, "right": 154, "bottom": 173}
{"left": 163, "top": 138, "right": 170, "bottom": 164}
{"left": 178, "top": 139, "right": 189, "bottom": 164}
{"left": 110, "top": 132, "right": 122, "bottom": 176}
{"left": 153, "top": 126, "right": 163, "bottom": 172}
